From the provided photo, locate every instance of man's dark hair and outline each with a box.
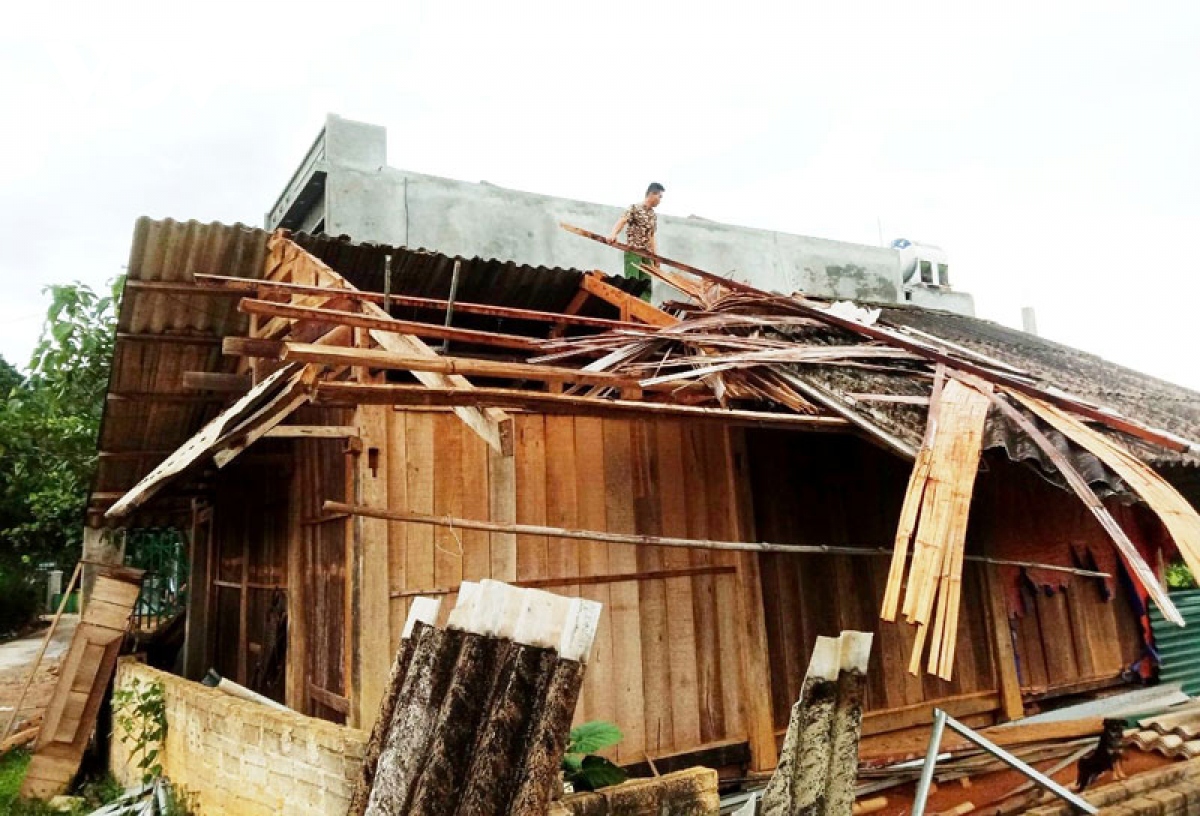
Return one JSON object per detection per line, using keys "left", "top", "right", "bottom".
{"left": 646, "top": 182, "right": 665, "bottom": 195}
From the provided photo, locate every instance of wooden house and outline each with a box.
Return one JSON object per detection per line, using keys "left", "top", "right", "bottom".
{"left": 91, "top": 218, "right": 1200, "bottom": 773}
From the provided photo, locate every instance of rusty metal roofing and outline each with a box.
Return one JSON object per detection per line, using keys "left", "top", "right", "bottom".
{"left": 879, "top": 305, "right": 1200, "bottom": 469}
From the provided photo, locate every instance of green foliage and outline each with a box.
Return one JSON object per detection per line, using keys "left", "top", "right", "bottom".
{"left": 0, "top": 571, "right": 41, "bottom": 638}
{"left": 1167, "top": 561, "right": 1196, "bottom": 590}
{"left": 563, "top": 721, "right": 627, "bottom": 792}
{"left": 113, "top": 677, "right": 167, "bottom": 785}
{"left": 0, "top": 277, "right": 121, "bottom": 574}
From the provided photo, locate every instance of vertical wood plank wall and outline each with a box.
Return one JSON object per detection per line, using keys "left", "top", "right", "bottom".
{"left": 372, "top": 410, "right": 758, "bottom": 765}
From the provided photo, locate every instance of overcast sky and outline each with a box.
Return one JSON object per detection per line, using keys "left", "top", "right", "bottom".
{"left": 2, "top": 2, "right": 1197, "bottom": 390}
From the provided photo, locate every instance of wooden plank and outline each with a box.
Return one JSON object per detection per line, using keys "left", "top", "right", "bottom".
{"left": 515, "top": 415, "right": 549, "bottom": 580}
{"left": 405, "top": 412, "right": 436, "bottom": 597}
{"left": 723, "top": 427, "right": 778, "bottom": 771}
{"left": 579, "top": 272, "right": 678, "bottom": 327}
{"left": 488, "top": 444, "right": 518, "bottom": 582}
{"left": 309, "top": 682, "right": 351, "bottom": 714}
{"left": 656, "top": 420, "right": 701, "bottom": 751}
{"left": 240, "top": 298, "right": 542, "bottom": 352}
{"left": 432, "top": 413, "right": 465, "bottom": 590}
{"left": 982, "top": 565, "right": 1024, "bottom": 722}
{"left": 460, "top": 422, "right": 492, "bottom": 583}
{"left": 543, "top": 417, "right": 579, "bottom": 583}
{"left": 631, "top": 420, "right": 671, "bottom": 754}
{"left": 356, "top": 404, "right": 392, "bottom": 726}
{"left": 574, "top": 416, "right": 612, "bottom": 731}
{"left": 314, "top": 382, "right": 852, "bottom": 434}
{"left": 389, "top": 566, "right": 736, "bottom": 598}
{"left": 682, "top": 423, "right": 722, "bottom": 743}
{"left": 82, "top": 598, "right": 132, "bottom": 633}
{"left": 603, "top": 419, "right": 647, "bottom": 762}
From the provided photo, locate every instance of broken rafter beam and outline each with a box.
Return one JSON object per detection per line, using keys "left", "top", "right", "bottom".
{"left": 322, "top": 502, "right": 1109, "bottom": 577}
{"left": 264, "top": 425, "right": 359, "bottom": 439}
{"left": 313, "top": 381, "right": 851, "bottom": 432}
{"left": 194, "top": 273, "right": 644, "bottom": 332}
{"left": 124, "top": 280, "right": 242, "bottom": 297}
{"left": 238, "top": 298, "right": 542, "bottom": 352}
{"left": 278, "top": 342, "right": 677, "bottom": 393}
{"left": 579, "top": 272, "right": 677, "bottom": 327}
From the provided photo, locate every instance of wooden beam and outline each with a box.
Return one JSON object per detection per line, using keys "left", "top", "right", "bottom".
{"left": 115, "top": 333, "right": 222, "bottom": 346}
{"left": 579, "top": 272, "right": 677, "bottom": 327}
{"left": 388, "top": 565, "right": 737, "bottom": 597}
{"left": 314, "top": 382, "right": 852, "bottom": 432}
{"left": 124, "top": 280, "right": 243, "bottom": 297}
{"left": 195, "top": 273, "right": 642, "bottom": 332}
{"left": 181, "top": 371, "right": 251, "bottom": 393}
{"left": 223, "top": 336, "right": 286, "bottom": 360}
{"left": 239, "top": 298, "right": 542, "bottom": 352}
{"left": 98, "top": 450, "right": 174, "bottom": 460}
{"left": 264, "top": 425, "right": 359, "bottom": 439}
{"left": 280, "top": 342, "right": 676, "bottom": 392}
{"left": 106, "top": 392, "right": 227, "bottom": 405}
{"left": 983, "top": 564, "right": 1025, "bottom": 722}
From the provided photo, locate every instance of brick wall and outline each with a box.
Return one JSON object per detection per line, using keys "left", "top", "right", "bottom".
{"left": 1026, "top": 757, "right": 1200, "bottom": 816}
{"left": 110, "top": 660, "right": 367, "bottom": 815}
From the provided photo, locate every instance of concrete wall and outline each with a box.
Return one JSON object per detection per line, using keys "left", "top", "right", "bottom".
{"left": 111, "top": 660, "right": 367, "bottom": 815}
{"left": 271, "top": 115, "right": 974, "bottom": 314}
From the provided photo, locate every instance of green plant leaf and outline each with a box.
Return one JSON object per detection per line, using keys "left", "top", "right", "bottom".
{"left": 568, "top": 721, "right": 623, "bottom": 755}
{"left": 574, "top": 755, "right": 627, "bottom": 791}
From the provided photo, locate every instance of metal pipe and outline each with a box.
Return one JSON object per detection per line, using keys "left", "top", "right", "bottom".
{"left": 441, "top": 259, "right": 462, "bottom": 353}
{"left": 942, "top": 713, "right": 1097, "bottom": 814}
{"left": 382, "top": 255, "right": 393, "bottom": 312}
{"left": 911, "top": 708, "right": 946, "bottom": 816}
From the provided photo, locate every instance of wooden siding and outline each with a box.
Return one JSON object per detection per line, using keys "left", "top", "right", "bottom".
{"left": 376, "top": 411, "right": 754, "bottom": 764}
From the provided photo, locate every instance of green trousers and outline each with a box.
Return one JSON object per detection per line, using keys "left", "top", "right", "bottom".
{"left": 623, "top": 251, "right": 653, "bottom": 302}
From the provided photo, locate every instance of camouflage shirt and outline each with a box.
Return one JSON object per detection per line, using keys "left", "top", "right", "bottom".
{"left": 623, "top": 203, "right": 657, "bottom": 250}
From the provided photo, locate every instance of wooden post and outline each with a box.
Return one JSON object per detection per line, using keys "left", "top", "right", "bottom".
{"left": 182, "top": 504, "right": 213, "bottom": 681}
{"left": 355, "top": 403, "right": 392, "bottom": 726}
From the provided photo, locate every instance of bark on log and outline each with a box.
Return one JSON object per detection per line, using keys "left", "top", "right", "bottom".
{"left": 509, "top": 658, "right": 587, "bottom": 815}
{"left": 454, "top": 644, "right": 558, "bottom": 815}
{"left": 405, "top": 634, "right": 506, "bottom": 816}
{"left": 347, "top": 624, "right": 426, "bottom": 816}
{"left": 364, "top": 628, "right": 464, "bottom": 816}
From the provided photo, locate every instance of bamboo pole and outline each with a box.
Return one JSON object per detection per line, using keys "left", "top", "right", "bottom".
{"left": 1, "top": 562, "right": 82, "bottom": 741}
{"left": 322, "top": 502, "right": 1110, "bottom": 578}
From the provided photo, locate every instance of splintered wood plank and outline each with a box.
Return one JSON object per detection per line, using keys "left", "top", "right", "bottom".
{"left": 404, "top": 412, "right": 436, "bottom": 593}
{"left": 387, "top": 410, "right": 409, "bottom": 649}
{"left": 543, "top": 416, "right": 580, "bottom": 583}
{"left": 682, "top": 423, "right": 723, "bottom": 743}
{"left": 602, "top": 419, "right": 646, "bottom": 762}
{"left": 656, "top": 421, "right": 701, "bottom": 751}
{"left": 515, "top": 415, "right": 549, "bottom": 581}
{"left": 488, "top": 445, "right": 517, "bottom": 582}
{"left": 631, "top": 420, "right": 672, "bottom": 754}
{"left": 574, "top": 417, "right": 612, "bottom": 731}
{"left": 432, "top": 413, "right": 464, "bottom": 590}
{"left": 460, "top": 423, "right": 492, "bottom": 583}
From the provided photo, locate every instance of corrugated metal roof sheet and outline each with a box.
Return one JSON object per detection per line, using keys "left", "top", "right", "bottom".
{"left": 1151, "top": 589, "right": 1200, "bottom": 696}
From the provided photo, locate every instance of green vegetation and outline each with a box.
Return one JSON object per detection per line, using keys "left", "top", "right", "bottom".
{"left": 1167, "top": 560, "right": 1197, "bottom": 590}
{"left": 113, "top": 677, "right": 167, "bottom": 785}
{"left": 0, "top": 279, "right": 120, "bottom": 609}
{"left": 562, "top": 720, "right": 627, "bottom": 792}
{"left": 0, "top": 749, "right": 124, "bottom": 815}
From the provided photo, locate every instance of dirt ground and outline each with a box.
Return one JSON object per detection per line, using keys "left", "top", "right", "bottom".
{"left": 0, "top": 615, "right": 79, "bottom": 730}
{"left": 869, "top": 747, "right": 1177, "bottom": 815}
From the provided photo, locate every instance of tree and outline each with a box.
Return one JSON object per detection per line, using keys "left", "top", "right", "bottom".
{"left": 0, "top": 278, "right": 121, "bottom": 571}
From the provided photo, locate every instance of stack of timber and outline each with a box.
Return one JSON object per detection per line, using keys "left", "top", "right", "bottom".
{"left": 758, "top": 631, "right": 874, "bottom": 816}
{"left": 351, "top": 580, "right": 601, "bottom": 816}
{"left": 206, "top": 228, "right": 1200, "bottom": 680}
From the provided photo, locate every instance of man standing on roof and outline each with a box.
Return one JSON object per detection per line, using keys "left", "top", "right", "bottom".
{"left": 607, "top": 183, "right": 665, "bottom": 298}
